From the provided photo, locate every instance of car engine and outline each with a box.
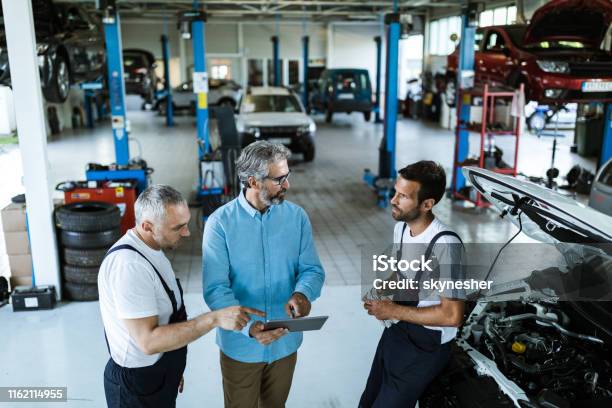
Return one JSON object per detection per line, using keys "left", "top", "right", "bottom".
{"left": 421, "top": 301, "right": 612, "bottom": 408}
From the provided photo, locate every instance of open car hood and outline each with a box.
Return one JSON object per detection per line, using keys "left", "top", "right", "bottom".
{"left": 523, "top": 0, "right": 612, "bottom": 48}
{"left": 463, "top": 167, "right": 612, "bottom": 245}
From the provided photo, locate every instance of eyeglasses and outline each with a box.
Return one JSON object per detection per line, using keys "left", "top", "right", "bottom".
{"left": 264, "top": 170, "right": 291, "bottom": 186}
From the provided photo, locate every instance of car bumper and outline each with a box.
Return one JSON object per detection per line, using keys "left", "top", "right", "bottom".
{"left": 528, "top": 73, "right": 612, "bottom": 103}
{"left": 329, "top": 99, "right": 373, "bottom": 113}
{"left": 240, "top": 132, "right": 314, "bottom": 152}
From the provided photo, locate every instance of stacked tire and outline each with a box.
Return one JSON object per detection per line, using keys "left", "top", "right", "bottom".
{"left": 55, "top": 202, "right": 121, "bottom": 301}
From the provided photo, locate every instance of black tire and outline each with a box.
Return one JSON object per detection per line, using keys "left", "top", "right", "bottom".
{"left": 63, "top": 265, "right": 100, "bottom": 285}
{"left": 63, "top": 281, "right": 98, "bottom": 301}
{"left": 42, "top": 52, "right": 70, "bottom": 103}
{"left": 325, "top": 110, "right": 333, "bottom": 123}
{"left": 63, "top": 247, "right": 107, "bottom": 267}
{"left": 303, "top": 144, "right": 315, "bottom": 162}
{"left": 60, "top": 229, "right": 120, "bottom": 250}
{"left": 363, "top": 111, "right": 371, "bottom": 122}
{"left": 55, "top": 202, "right": 120, "bottom": 233}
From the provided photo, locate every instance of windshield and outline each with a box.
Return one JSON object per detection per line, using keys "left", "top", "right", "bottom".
{"left": 503, "top": 26, "right": 528, "bottom": 47}
{"left": 241, "top": 94, "right": 302, "bottom": 113}
{"left": 123, "top": 54, "right": 148, "bottom": 69}
{"left": 333, "top": 71, "right": 369, "bottom": 92}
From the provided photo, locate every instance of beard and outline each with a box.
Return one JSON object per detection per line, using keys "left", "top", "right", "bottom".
{"left": 259, "top": 187, "right": 287, "bottom": 206}
{"left": 391, "top": 204, "right": 420, "bottom": 223}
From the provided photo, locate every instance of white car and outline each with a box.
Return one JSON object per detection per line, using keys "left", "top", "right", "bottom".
{"left": 236, "top": 87, "right": 316, "bottom": 162}
{"left": 420, "top": 167, "right": 612, "bottom": 408}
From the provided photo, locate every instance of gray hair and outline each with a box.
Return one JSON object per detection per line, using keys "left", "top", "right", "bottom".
{"left": 236, "top": 141, "right": 291, "bottom": 187}
{"left": 134, "top": 184, "right": 187, "bottom": 224}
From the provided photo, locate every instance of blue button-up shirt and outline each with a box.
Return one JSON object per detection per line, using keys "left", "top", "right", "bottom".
{"left": 202, "top": 190, "right": 325, "bottom": 363}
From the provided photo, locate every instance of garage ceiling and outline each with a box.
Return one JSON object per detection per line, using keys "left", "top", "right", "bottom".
{"left": 63, "top": 0, "right": 463, "bottom": 22}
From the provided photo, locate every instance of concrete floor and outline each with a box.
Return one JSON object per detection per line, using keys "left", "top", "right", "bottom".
{"left": 0, "top": 99, "right": 597, "bottom": 407}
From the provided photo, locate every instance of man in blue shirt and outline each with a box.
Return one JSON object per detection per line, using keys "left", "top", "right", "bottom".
{"left": 203, "top": 141, "right": 325, "bottom": 407}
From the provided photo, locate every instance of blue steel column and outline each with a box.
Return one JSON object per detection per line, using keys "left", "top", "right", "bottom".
{"left": 103, "top": 13, "right": 130, "bottom": 165}
{"left": 600, "top": 103, "right": 612, "bottom": 167}
{"left": 271, "top": 35, "right": 280, "bottom": 86}
{"left": 302, "top": 36, "right": 309, "bottom": 108}
{"left": 453, "top": 14, "right": 475, "bottom": 191}
{"left": 381, "top": 13, "right": 400, "bottom": 179}
{"left": 374, "top": 35, "right": 383, "bottom": 123}
{"left": 192, "top": 17, "right": 209, "bottom": 156}
{"left": 161, "top": 34, "right": 174, "bottom": 127}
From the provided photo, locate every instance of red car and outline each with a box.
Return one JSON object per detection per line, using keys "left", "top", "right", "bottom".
{"left": 447, "top": 0, "right": 612, "bottom": 105}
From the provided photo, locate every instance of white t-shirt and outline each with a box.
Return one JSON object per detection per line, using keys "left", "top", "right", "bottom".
{"left": 393, "top": 217, "right": 463, "bottom": 344}
{"left": 98, "top": 229, "right": 183, "bottom": 368}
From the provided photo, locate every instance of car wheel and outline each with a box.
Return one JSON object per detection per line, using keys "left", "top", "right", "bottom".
{"left": 63, "top": 265, "right": 100, "bottom": 285}
{"left": 303, "top": 143, "right": 315, "bottom": 162}
{"left": 63, "top": 247, "right": 107, "bottom": 268}
{"left": 55, "top": 202, "right": 121, "bottom": 233}
{"left": 43, "top": 53, "right": 70, "bottom": 103}
{"left": 363, "top": 111, "right": 371, "bottom": 122}
{"left": 63, "top": 281, "right": 98, "bottom": 302}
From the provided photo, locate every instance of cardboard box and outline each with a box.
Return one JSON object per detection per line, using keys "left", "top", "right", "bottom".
{"left": 8, "top": 254, "right": 32, "bottom": 277}
{"left": 1, "top": 202, "right": 27, "bottom": 232}
{"left": 10, "top": 275, "right": 32, "bottom": 290}
{"left": 3, "top": 231, "right": 30, "bottom": 255}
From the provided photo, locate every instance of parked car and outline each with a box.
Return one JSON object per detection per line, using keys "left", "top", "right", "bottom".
{"left": 0, "top": 0, "right": 105, "bottom": 103}
{"left": 155, "top": 78, "right": 242, "bottom": 115}
{"left": 310, "top": 68, "right": 373, "bottom": 123}
{"left": 236, "top": 87, "right": 316, "bottom": 161}
{"left": 123, "top": 49, "right": 158, "bottom": 105}
{"left": 589, "top": 158, "right": 612, "bottom": 217}
{"left": 446, "top": 0, "right": 612, "bottom": 106}
{"left": 421, "top": 166, "right": 612, "bottom": 408}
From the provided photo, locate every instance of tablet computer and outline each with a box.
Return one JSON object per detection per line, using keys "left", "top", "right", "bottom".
{"left": 262, "top": 316, "right": 328, "bottom": 332}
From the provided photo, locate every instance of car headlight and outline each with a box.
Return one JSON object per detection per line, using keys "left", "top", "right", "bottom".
{"left": 299, "top": 122, "right": 316, "bottom": 134}
{"left": 536, "top": 60, "right": 569, "bottom": 74}
{"left": 247, "top": 127, "right": 260, "bottom": 138}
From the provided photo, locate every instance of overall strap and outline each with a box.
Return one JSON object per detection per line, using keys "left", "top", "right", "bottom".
{"left": 106, "top": 244, "right": 178, "bottom": 313}
{"left": 415, "top": 231, "right": 464, "bottom": 284}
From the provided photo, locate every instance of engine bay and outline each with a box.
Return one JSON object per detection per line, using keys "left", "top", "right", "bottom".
{"left": 422, "top": 301, "right": 612, "bottom": 408}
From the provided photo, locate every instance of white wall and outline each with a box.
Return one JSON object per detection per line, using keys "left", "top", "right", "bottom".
{"left": 121, "top": 20, "right": 387, "bottom": 92}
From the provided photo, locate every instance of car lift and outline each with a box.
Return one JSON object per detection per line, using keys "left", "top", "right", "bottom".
{"left": 178, "top": 5, "right": 224, "bottom": 219}
{"left": 451, "top": 5, "right": 477, "bottom": 197}
{"left": 373, "top": 35, "right": 383, "bottom": 124}
{"left": 302, "top": 34, "right": 309, "bottom": 109}
{"left": 363, "top": 1, "right": 400, "bottom": 208}
{"left": 601, "top": 103, "right": 612, "bottom": 167}
{"left": 271, "top": 35, "right": 280, "bottom": 86}
{"left": 160, "top": 32, "right": 174, "bottom": 127}
{"left": 86, "top": 1, "right": 149, "bottom": 193}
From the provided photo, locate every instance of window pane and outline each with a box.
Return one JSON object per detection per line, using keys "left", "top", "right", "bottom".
{"left": 479, "top": 10, "right": 493, "bottom": 27}
{"left": 493, "top": 7, "right": 507, "bottom": 25}
{"left": 507, "top": 6, "right": 517, "bottom": 24}
{"left": 430, "top": 20, "right": 439, "bottom": 55}
{"left": 438, "top": 18, "right": 448, "bottom": 55}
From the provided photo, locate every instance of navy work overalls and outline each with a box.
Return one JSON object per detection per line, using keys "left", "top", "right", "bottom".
{"left": 359, "top": 225, "right": 462, "bottom": 408}
{"left": 102, "top": 244, "right": 188, "bottom": 408}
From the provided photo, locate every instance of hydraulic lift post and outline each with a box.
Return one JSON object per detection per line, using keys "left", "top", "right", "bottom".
{"left": 271, "top": 35, "right": 280, "bottom": 86}
{"left": 302, "top": 35, "right": 309, "bottom": 109}
{"left": 601, "top": 103, "right": 612, "bottom": 167}
{"left": 374, "top": 35, "right": 383, "bottom": 124}
{"left": 453, "top": 5, "right": 477, "bottom": 192}
{"left": 363, "top": 2, "right": 400, "bottom": 208}
{"left": 87, "top": 1, "right": 148, "bottom": 192}
{"left": 161, "top": 33, "right": 174, "bottom": 127}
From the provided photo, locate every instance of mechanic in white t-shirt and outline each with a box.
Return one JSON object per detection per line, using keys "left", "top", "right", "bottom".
{"left": 98, "top": 185, "right": 264, "bottom": 408}
{"left": 361, "top": 161, "right": 465, "bottom": 408}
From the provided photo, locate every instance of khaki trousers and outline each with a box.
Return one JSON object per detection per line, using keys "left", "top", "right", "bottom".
{"left": 220, "top": 351, "right": 297, "bottom": 408}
